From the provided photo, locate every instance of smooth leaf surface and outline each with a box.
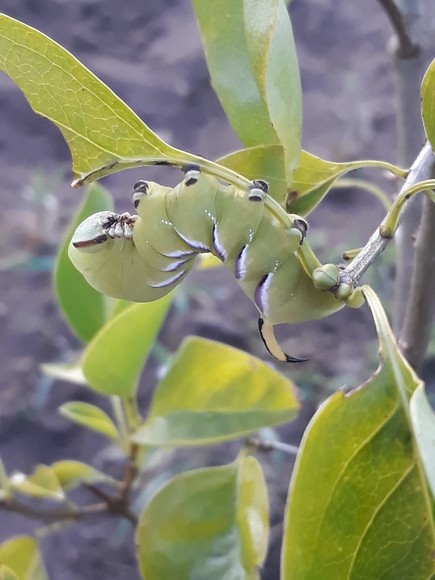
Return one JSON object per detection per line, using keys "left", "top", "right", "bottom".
{"left": 0, "top": 14, "right": 184, "bottom": 185}
{"left": 54, "top": 184, "right": 113, "bottom": 342}
{"left": 0, "top": 566, "right": 17, "bottom": 580}
{"left": 10, "top": 465, "right": 64, "bottom": 500}
{"left": 132, "top": 336, "right": 299, "bottom": 447}
{"left": 50, "top": 460, "right": 113, "bottom": 490}
{"left": 0, "top": 537, "right": 48, "bottom": 580}
{"left": 82, "top": 296, "right": 173, "bottom": 397}
{"left": 218, "top": 145, "right": 286, "bottom": 204}
{"left": 136, "top": 457, "right": 268, "bottom": 580}
{"left": 193, "top": 0, "right": 301, "bottom": 182}
{"left": 410, "top": 384, "right": 435, "bottom": 498}
{"left": 282, "top": 286, "right": 434, "bottom": 580}
{"left": 59, "top": 402, "right": 120, "bottom": 441}
{"left": 287, "top": 150, "right": 405, "bottom": 216}
{"left": 421, "top": 58, "right": 435, "bottom": 149}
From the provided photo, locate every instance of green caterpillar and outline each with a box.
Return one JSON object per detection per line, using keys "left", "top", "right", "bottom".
{"left": 69, "top": 166, "right": 359, "bottom": 361}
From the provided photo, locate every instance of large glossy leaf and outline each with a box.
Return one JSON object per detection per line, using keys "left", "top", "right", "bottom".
{"left": 0, "top": 14, "right": 187, "bottom": 185}
{"left": 59, "top": 402, "right": 120, "bottom": 441}
{"left": 281, "top": 286, "right": 434, "bottom": 579}
{"left": 82, "top": 296, "right": 173, "bottom": 397}
{"left": 0, "top": 537, "right": 48, "bottom": 580}
{"left": 193, "top": 0, "right": 302, "bottom": 182}
{"left": 287, "top": 151, "right": 405, "bottom": 215}
{"left": 136, "top": 457, "right": 268, "bottom": 579}
{"left": 54, "top": 184, "right": 113, "bottom": 342}
{"left": 421, "top": 58, "right": 435, "bottom": 149}
{"left": 132, "top": 336, "right": 299, "bottom": 447}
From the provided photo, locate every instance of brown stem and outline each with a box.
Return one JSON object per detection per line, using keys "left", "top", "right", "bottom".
{"left": 0, "top": 498, "right": 106, "bottom": 522}
{"left": 84, "top": 445, "right": 139, "bottom": 526}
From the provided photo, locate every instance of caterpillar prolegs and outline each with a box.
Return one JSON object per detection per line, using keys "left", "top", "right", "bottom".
{"left": 69, "top": 167, "right": 344, "bottom": 362}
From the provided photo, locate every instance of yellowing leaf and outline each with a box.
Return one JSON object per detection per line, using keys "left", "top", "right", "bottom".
{"left": 421, "top": 58, "right": 435, "bottom": 149}
{"left": 0, "top": 565, "right": 18, "bottom": 580}
{"left": 136, "top": 457, "right": 268, "bottom": 579}
{"left": 59, "top": 402, "right": 120, "bottom": 441}
{"left": 281, "top": 286, "right": 434, "bottom": 579}
{"left": 10, "top": 466, "right": 64, "bottom": 501}
{"left": 0, "top": 14, "right": 185, "bottom": 185}
{"left": 132, "top": 336, "right": 299, "bottom": 446}
{"left": 0, "top": 537, "right": 48, "bottom": 580}
{"left": 50, "top": 460, "right": 113, "bottom": 490}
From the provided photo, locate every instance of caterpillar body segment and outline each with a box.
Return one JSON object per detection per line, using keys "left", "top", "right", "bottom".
{"left": 69, "top": 170, "right": 345, "bottom": 361}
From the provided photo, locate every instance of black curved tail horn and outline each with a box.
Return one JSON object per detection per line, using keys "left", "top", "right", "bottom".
{"left": 258, "top": 317, "right": 308, "bottom": 363}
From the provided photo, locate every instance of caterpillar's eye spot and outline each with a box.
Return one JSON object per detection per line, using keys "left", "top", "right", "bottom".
{"left": 182, "top": 164, "right": 201, "bottom": 186}
{"left": 133, "top": 180, "right": 149, "bottom": 194}
{"left": 132, "top": 184, "right": 148, "bottom": 209}
{"left": 248, "top": 182, "right": 267, "bottom": 202}
{"left": 294, "top": 218, "right": 308, "bottom": 236}
{"left": 252, "top": 179, "right": 269, "bottom": 194}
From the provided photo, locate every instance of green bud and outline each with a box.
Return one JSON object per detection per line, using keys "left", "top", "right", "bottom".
{"left": 312, "top": 264, "right": 340, "bottom": 290}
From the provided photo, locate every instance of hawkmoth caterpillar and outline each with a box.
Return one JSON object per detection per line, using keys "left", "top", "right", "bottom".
{"left": 69, "top": 166, "right": 351, "bottom": 362}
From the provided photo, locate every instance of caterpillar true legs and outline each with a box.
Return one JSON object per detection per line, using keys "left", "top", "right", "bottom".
{"left": 69, "top": 166, "right": 348, "bottom": 362}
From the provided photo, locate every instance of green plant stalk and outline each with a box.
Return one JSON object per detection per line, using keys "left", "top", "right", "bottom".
{"left": 380, "top": 179, "right": 435, "bottom": 236}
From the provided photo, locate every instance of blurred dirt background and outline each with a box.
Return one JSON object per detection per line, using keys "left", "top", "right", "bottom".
{"left": 0, "top": 1, "right": 434, "bottom": 578}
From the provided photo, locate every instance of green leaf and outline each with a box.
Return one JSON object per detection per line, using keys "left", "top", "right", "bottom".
{"left": 54, "top": 184, "right": 113, "bottom": 342}
{"left": 421, "top": 58, "right": 435, "bottom": 149}
{"left": 281, "top": 286, "right": 434, "bottom": 580}
{"left": 287, "top": 150, "right": 406, "bottom": 216}
{"left": 10, "top": 465, "right": 64, "bottom": 500}
{"left": 82, "top": 296, "right": 173, "bottom": 397}
{"left": 193, "top": 0, "right": 302, "bottom": 182}
{"left": 50, "top": 460, "right": 114, "bottom": 490}
{"left": 0, "top": 14, "right": 185, "bottom": 186}
{"left": 410, "top": 385, "right": 435, "bottom": 498}
{"left": 132, "top": 336, "right": 299, "bottom": 447}
{"left": 0, "top": 537, "right": 48, "bottom": 580}
{"left": 0, "top": 566, "right": 18, "bottom": 580}
{"left": 218, "top": 145, "right": 286, "bottom": 205}
{"left": 59, "top": 402, "right": 120, "bottom": 441}
{"left": 136, "top": 457, "right": 268, "bottom": 579}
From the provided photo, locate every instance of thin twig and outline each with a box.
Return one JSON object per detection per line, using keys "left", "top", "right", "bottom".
{"left": 247, "top": 437, "right": 299, "bottom": 456}
{"left": 342, "top": 142, "right": 435, "bottom": 286}
{"left": 376, "top": 0, "right": 420, "bottom": 57}
{"left": 399, "top": 194, "right": 435, "bottom": 368}
{"left": 0, "top": 498, "right": 107, "bottom": 522}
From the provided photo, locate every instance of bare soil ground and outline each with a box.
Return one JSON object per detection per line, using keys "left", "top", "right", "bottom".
{"left": 0, "top": 1, "right": 434, "bottom": 578}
